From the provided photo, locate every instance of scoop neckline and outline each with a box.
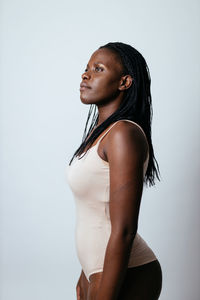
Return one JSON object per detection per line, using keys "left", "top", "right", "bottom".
{"left": 77, "top": 143, "right": 99, "bottom": 159}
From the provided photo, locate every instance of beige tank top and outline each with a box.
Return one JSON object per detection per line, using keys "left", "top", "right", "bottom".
{"left": 66, "top": 119, "right": 157, "bottom": 282}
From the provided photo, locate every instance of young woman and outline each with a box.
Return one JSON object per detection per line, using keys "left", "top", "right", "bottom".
{"left": 66, "top": 42, "right": 162, "bottom": 300}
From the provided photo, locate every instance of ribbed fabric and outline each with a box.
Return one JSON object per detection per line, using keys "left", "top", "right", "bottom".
{"left": 66, "top": 120, "right": 157, "bottom": 282}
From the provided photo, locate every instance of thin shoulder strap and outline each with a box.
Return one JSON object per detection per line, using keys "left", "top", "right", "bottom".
{"left": 96, "top": 119, "right": 148, "bottom": 146}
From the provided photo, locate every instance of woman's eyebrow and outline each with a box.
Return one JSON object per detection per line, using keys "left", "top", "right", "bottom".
{"left": 86, "top": 62, "right": 106, "bottom": 68}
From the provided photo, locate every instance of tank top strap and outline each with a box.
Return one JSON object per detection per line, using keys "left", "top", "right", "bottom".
{"left": 96, "top": 119, "right": 146, "bottom": 146}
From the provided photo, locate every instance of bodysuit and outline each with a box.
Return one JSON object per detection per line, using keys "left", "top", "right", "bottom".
{"left": 66, "top": 119, "right": 157, "bottom": 282}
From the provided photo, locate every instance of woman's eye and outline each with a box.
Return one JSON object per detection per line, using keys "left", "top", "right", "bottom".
{"left": 95, "top": 66, "right": 103, "bottom": 72}
{"left": 84, "top": 66, "right": 103, "bottom": 72}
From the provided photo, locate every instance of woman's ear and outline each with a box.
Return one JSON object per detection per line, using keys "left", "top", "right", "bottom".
{"left": 118, "top": 75, "right": 133, "bottom": 91}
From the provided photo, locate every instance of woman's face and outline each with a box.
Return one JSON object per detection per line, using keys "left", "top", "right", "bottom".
{"left": 80, "top": 48, "right": 126, "bottom": 105}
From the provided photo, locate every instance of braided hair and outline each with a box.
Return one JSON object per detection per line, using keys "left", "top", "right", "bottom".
{"left": 68, "top": 42, "right": 160, "bottom": 187}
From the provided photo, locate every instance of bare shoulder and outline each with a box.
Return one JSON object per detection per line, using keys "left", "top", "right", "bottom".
{"left": 104, "top": 120, "right": 149, "bottom": 165}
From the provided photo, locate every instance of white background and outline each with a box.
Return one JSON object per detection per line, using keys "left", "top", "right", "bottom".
{"left": 1, "top": 0, "right": 200, "bottom": 299}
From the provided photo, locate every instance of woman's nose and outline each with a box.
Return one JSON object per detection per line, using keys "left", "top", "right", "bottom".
{"left": 82, "top": 71, "right": 90, "bottom": 80}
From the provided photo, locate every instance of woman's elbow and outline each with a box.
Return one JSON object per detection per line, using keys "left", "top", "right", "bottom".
{"left": 111, "top": 225, "right": 138, "bottom": 241}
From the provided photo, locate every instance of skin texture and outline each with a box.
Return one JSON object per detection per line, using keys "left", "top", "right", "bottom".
{"left": 76, "top": 48, "right": 162, "bottom": 299}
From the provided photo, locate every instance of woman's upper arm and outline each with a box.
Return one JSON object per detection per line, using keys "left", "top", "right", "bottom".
{"left": 106, "top": 121, "right": 148, "bottom": 238}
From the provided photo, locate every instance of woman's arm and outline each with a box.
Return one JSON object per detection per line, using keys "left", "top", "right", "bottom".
{"left": 94, "top": 122, "right": 148, "bottom": 300}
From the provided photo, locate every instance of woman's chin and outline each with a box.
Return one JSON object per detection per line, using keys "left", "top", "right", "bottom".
{"left": 80, "top": 96, "right": 93, "bottom": 104}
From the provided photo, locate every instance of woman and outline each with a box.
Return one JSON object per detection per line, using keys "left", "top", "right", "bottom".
{"left": 66, "top": 42, "right": 162, "bottom": 300}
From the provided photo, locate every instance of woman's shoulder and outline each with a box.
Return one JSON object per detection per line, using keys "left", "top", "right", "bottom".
{"left": 103, "top": 120, "right": 149, "bottom": 164}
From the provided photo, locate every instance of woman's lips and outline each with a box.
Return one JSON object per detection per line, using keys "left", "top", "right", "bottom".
{"left": 80, "top": 82, "right": 91, "bottom": 91}
{"left": 79, "top": 86, "right": 91, "bottom": 91}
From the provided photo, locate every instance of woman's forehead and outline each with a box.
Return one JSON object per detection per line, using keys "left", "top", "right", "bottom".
{"left": 89, "top": 48, "right": 121, "bottom": 68}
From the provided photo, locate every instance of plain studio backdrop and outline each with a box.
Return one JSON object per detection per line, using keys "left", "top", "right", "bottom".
{"left": 1, "top": 0, "right": 200, "bottom": 299}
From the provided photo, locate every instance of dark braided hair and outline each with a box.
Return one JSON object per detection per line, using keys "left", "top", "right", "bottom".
{"left": 68, "top": 42, "right": 161, "bottom": 187}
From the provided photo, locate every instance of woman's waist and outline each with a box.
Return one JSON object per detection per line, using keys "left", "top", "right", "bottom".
{"left": 76, "top": 229, "right": 155, "bottom": 254}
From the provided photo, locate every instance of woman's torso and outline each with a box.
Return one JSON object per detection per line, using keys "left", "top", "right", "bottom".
{"left": 66, "top": 119, "right": 157, "bottom": 282}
